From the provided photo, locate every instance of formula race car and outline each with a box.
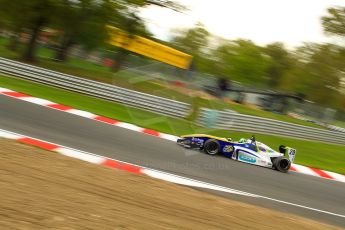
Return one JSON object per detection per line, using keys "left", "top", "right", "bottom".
{"left": 177, "top": 134, "right": 296, "bottom": 173}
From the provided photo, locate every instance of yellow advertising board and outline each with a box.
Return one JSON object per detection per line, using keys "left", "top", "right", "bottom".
{"left": 106, "top": 26, "right": 192, "bottom": 69}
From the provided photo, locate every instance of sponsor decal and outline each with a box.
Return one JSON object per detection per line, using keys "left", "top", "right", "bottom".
{"left": 107, "top": 26, "right": 192, "bottom": 69}
{"left": 238, "top": 152, "right": 257, "bottom": 163}
{"left": 257, "top": 159, "right": 271, "bottom": 167}
{"left": 223, "top": 145, "right": 233, "bottom": 153}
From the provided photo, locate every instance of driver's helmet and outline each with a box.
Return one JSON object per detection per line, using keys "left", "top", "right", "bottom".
{"left": 226, "top": 137, "right": 232, "bottom": 142}
{"left": 238, "top": 138, "right": 247, "bottom": 143}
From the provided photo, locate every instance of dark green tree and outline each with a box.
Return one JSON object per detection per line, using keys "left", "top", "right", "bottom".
{"left": 0, "top": 0, "right": 55, "bottom": 54}
{"left": 213, "top": 39, "right": 270, "bottom": 85}
{"left": 52, "top": 0, "right": 114, "bottom": 62}
{"left": 22, "top": 0, "right": 57, "bottom": 61}
{"left": 322, "top": 7, "right": 345, "bottom": 39}
{"left": 171, "top": 23, "right": 209, "bottom": 55}
{"left": 284, "top": 44, "right": 343, "bottom": 107}
{"left": 264, "top": 42, "right": 292, "bottom": 87}
{"left": 320, "top": 6, "right": 345, "bottom": 109}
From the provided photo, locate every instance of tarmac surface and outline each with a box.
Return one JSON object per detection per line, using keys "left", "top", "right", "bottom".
{"left": 1, "top": 95, "right": 344, "bottom": 227}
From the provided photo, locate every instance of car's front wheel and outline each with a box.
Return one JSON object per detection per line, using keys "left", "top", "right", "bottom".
{"left": 177, "top": 138, "right": 184, "bottom": 145}
{"left": 203, "top": 139, "right": 220, "bottom": 155}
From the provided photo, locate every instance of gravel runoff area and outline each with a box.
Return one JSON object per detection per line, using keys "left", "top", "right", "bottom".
{"left": 0, "top": 138, "right": 342, "bottom": 230}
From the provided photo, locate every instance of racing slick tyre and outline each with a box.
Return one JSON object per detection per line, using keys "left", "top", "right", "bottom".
{"left": 203, "top": 139, "right": 220, "bottom": 155}
{"left": 273, "top": 156, "right": 291, "bottom": 173}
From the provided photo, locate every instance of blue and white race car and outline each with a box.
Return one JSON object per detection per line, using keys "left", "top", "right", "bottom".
{"left": 177, "top": 134, "right": 296, "bottom": 173}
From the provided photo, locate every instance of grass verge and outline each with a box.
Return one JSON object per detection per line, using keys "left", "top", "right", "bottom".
{"left": 1, "top": 75, "right": 344, "bottom": 174}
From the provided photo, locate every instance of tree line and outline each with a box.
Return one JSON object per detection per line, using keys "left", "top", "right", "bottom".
{"left": 0, "top": 1, "right": 344, "bottom": 113}
{"left": 0, "top": 0, "right": 184, "bottom": 62}
{"left": 169, "top": 7, "right": 345, "bottom": 113}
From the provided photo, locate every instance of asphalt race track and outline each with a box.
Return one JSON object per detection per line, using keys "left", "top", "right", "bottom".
{"left": 1, "top": 95, "right": 345, "bottom": 227}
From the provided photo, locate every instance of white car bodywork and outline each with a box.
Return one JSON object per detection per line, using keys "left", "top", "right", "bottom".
{"left": 231, "top": 140, "right": 295, "bottom": 169}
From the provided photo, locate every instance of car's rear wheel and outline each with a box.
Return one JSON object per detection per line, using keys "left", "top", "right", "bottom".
{"left": 204, "top": 139, "right": 220, "bottom": 155}
{"left": 273, "top": 156, "right": 291, "bottom": 173}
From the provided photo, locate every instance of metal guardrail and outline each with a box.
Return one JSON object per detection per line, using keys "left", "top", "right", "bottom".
{"left": 0, "top": 57, "right": 344, "bottom": 145}
{"left": 0, "top": 57, "right": 190, "bottom": 117}
{"left": 325, "top": 124, "right": 345, "bottom": 133}
{"left": 199, "top": 109, "right": 345, "bottom": 145}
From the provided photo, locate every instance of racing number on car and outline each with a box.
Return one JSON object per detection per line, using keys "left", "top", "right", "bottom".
{"left": 223, "top": 145, "right": 233, "bottom": 152}
{"left": 287, "top": 148, "right": 296, "bottom": 162}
